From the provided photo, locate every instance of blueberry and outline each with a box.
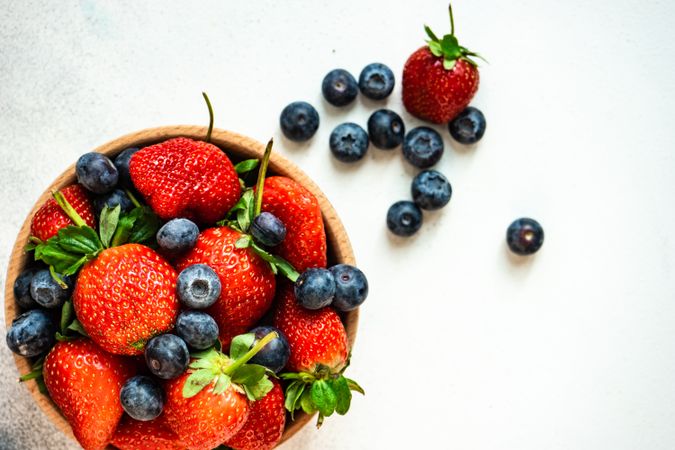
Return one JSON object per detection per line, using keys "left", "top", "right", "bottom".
{"left": 402, "top": 127, "right": 444, "bottom": 168}
{"left": 120, "top": 375, "right": 164, "bottom": 421}
{"left": 248, "top": 326, "right": 290, "bottom": 373}
{"left": 30, "top": 270, "right": 71, "bottom": 309}
{"left": 13, "top": 268, "right": 40, "bottom": 309}
{"left": 506, "top": 218, "right": 544, "bottom": 255}
{"left": 329, "top": 264, "right": 369, "bottom": 312}
{"left": 411, "top": 170, "right": 452, "bottom": 210}
{"left": 358, "top": 63, "right": 395, "bottom": 100}
{"left": 6, "top": 309, "right": 56, "bottom": 357}
{"left": 175, "top": 311, "right": 219, "bottom": 350}
{"left": 176, "top": 264, "right": 221, "bottom": 309}
{"left": 448, "top": 106, "right": 486, "bottom": 144}
{"left": 294, "top": 268, "right": 336, "bottom": 310}
{"left": 251, "top": 212, "right": 287, "bottom": 247}
{"left": 280, "top": 101, "right": 320, "bottom": 142}
{"left": 321, "top": 69, "right": 358, "bottom": 107}
{"left": 156, "top": 218, "right": 199, "bottom": 254}
{"left": 367, "top": 109, "right": 405, "bottom": 150}
{"left": 329, "top": 123, "right": 369, "bottom": 163}
{"left": 76, "top": 152, "right": 119, "bottom": 194}
{"left": 145, "top": 334, "right": 190, "bottom": 380}
{"left": 93, "top": 189, "right": 134, "bottom": 218}
{"left": 387, "top": 201, "right": 423, "bottom": 237}
{"left": 114, "top": 147, "right": 140, "bottom": 189}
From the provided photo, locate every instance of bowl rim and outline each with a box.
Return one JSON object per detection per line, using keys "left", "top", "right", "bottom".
{"left": 3, "top": 125, "right": 358, "bottom": 448}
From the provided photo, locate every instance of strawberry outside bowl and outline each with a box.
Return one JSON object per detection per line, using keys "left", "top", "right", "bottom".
{"left": 4, "top": 125, "right": 359, "bottom": 449}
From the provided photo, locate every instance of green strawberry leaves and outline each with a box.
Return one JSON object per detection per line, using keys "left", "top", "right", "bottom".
{"left": 99, "top": 204, "right": 121, "bottom": 247}
{"left": 34, "top": 225, "right": 102, "bottom": 277}
{"left": 424, "top": 3, "right": 484, "bottom": 69}
{"left": 55, "top": 300, "right": 89, "bottom": 342}
{"left": 234, "top": 159, "right": 259, "bottom": 175}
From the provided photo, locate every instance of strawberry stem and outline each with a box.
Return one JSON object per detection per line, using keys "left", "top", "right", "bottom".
{"left": 202, "top": 92, "right": 214, "bottom": 143}
{"left": 125, "top": 189, "right": 142, "bottom": 208}
{"left": 53, "top": 191, "right": 86, "bottom": 227}
{"left": 224, "top": 331, "right": 277, "bottom": 376}
{"left": 253, "top": 139, "right": 274, "bottom": 217}
{"left": 448, "top": 3, "right": 455, "bottom": 35}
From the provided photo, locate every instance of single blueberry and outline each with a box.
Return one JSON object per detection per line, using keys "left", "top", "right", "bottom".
{"left": 294, "top": 268, "right": 336, "bottom": 310}
{"left": 506, "top": 218, "right": 544, "bottom": 255}
{"left": 403, "top": 127, "right": 444, "bottom": 168}
{"left": 76, "top": 152, "right": 119, "bottom": 194}
{"left": 176, "top": 264, "right": 221, "bottom": 309}
{"left": 329, "top": 123, "right": 369, "bottom": 163}
{"left": 358, "top": 63, "right": 395, "bottom": 100}
{"left": 411, "top": 170, "right": 452, "bottom": 210}
{"left": 248, "top": 326, "right": 290, "bottom": 373}
{"left": 251, "top": 212, "right": 287, "bottom": 247}
{"left": 14, "top": 268, "right": 40, "bottom": 309}
{"left": 329, "top": 264, "right": 369, "bottom": 312}
{"left": 175, "top": 310, "right": 219, "bottom": 350}
{"left": 322, "top": 69, "right": 358, "bottom": 107}
{"left": 30, "top": 270, "right": 71, "bottom": 309}
{"left": 145, "top": 334, "right": 190, "bottom": 380}
{"left": 120, "top": 375, "right": 164, "bottom": 421}
{"left": 114, "top": 147, "right": 140, "bottom": 189}
{"left": 93, "top": 188, "right": 134, "bottom": 219}
{"left": 6, "top": 309, "right": 56, "bottom": 357}
{"left": 448, "top": 106, "right": 486, "bottom": 144}
{"left": 387, "top": 201, "right": 423, "bottom": 237}
{"left": 280, "top": 101, "right": 320, "bottom": 142}
{"left": 156, "top": 218, "right": 199, "bottom": 254}
{"left": 367, "top": 109, "right": 405, "bottom": 150}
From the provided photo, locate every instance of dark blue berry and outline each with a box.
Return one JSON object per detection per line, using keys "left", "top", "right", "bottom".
{"left": 322, "top": 69, "right": 358, "bottom": 107}
{"left": 448, "top": 106, "right": 486, "bottom": 144}
{"left": 114, "top": 147, "right": 140, "bottom": 189}
{"left": 248, "top": 326, "right": 290, "bottom": 373}
{"left": 93, "top": 188, "right": 134, "bottom": 219}
{"left": 387, "top": 201, "right": 423, "bottom": 237}
{"left": 280, "top": 101, "right": 320, "bottom": 142}
{"left": 30, "top": 270, "right": 71, "bottom": 309}
{"left": 6, "top": 309, "right": 56, "bottom": 357}
{"left": 14, "top": 268, "right": 40, "bottom": 309}
{"left": 251, "top": 212, "right": 287, "bottom": 247}
{"left": 403, "top": 127, "right": 444, "bottom": 168}
{"left": 145, "top": 334, "right": 190, "bottom": 380}
{"left": 329, "top": 264, "right": 368, "bottom": 312}
{"left": 367, "top": 109, "right": 405, "bottom": 150}
{"left": 506, "top": 218, "right": 544, "bottom": 255}
{"left": 176, "top": 264, "right": 221, "bottom": 309}
{"left": 76, "top": 152, "right": 119, "bottom": 194}
{"left": 175, "top": 311, "right": 219, "bottom": 350}
{"left": 358, "top": 63, "right": 395, "bottom": 100}
{"left": 329, "top": 123, "right": 369, "bottom": 163}
{"left": 411, "top": 170, "right": 452, "bottom": 210}
{"left": 156, "top": 218, "right": 199, "bottom": 254}
{"left": 120, "top": 375, "right": 164, "bottom": 421}
{"left": 294, "top": 268, "right": 336, "bottom": 310}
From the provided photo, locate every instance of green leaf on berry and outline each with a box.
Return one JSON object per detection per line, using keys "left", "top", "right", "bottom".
{"left": 99, "top": 205, "right": 121, "bottom": 248}
{"left": 67, "top": 319, "right": 88, "bottom": 337}
{"left": 345, "top": 377, "right": 365, "bottom": 395}
{"left": 331, "top": 376, "right": 352, "bottom": 415}
{"left": 243, "top": 375, "right": 273, "bottom": 401}
{"left": 284, "top": 381, "right": 306, "bottom": 419}
{"left": 230, "top": 333, "right": 255, "bottom": 360}
{"left": 183, "top": 368, "right": 217, "bottom": 398}
{"left": 250, "top": 242, "right": 300, "bottom": 282}
{"left": 60, "top": 300, "right": 74, "bottom": 334}
{"left": 311, "top": 380, "right": 337, "bottom": 418}
{"left": 128, "top": 206, "right": 161, "bottom": 244}
{"left": 423, "top": 3, "right": 482, "bottom": 68}
{"left": 231, "top": 364, "right": 266, "bottom": 386}
{"left": 234, "top": 159, "right": 259, "bottom": 174}
{"left": 34, "top": 225, "right": 102, "bottom": 275}
{"left": 212, "top": 374, "right": 232, "bottom": 395}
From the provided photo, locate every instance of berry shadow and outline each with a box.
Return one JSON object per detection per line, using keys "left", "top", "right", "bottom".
{"left": 503, "top": 244, "right": 537, "bottom": 268}
{"left": 277, "top": 133, "right": 315, "bottom": 152}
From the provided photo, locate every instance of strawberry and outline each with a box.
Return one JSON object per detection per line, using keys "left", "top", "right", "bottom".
{"left": 129, "top": 137, "right": 241, "bottom": 224}
{"left": 111, "top": 416, "right": 186, "bottom": 450}
{"left": 43, "top": 339, "right": 135, "bottom": 450}
{"left": 402, "top": 4, "right": 482, "bottom": 124}
{"left": 226, "top": 379, "right": 286, "bottom": 450}
{"left": 30, "top": 185, "right": 96, "bottom": 242}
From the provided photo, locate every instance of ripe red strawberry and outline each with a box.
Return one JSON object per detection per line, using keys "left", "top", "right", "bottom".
{"left": 73, "top": 243, "right": 179, "bottom": 355}
{"left": 226, "top": 379, "right": 286, "bottom": 450}
{"left": 402, "top": 4, "right": 481, "bottom": 124}
{"left": 129, "top": 137, "right": 241, "bottom": 224}
{"left": 111, "top": 416, "right": 185, "bottom": 450}
{"left": 43, "top": 339, "right": 135, "bottom": 450}
{"left": 261, "top": 176, "right": 327, "bottom": 271}
{"left": 176, "top": 226, "right": 276, "bottom": 346}
{"left": 30, "top": 185, "right": 96, "bottom": 241}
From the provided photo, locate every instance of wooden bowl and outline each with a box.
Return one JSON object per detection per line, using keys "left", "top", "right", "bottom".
{"left": 4, "top": 126, "right": 358, "bottom": 449}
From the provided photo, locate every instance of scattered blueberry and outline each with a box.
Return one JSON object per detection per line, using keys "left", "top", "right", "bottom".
{"left": 358, "top": 63, "right": 395, "bottom": 100}
{"left": 248, "top": 326, "right": 290, "bottom": 373}
{"left": 329, "top": 264, "right": 369, "bottom": 311}
{"left": 411, "top": 170, "right": 452, "bottom": 210}
{"left": 13, "top": 268, "right": 40, "bottom": 309}
{"left": 387, "top": 201, "right": 423, "bottom": 237}
{"left": 75, "top": 152, "right": 119, "bottom": 194}
{"left": 175, "top": 310, "right": 219, "bottom": 350}
{"left": 329, "top": 123, "right": 369, "bottom": 163}
{"left": 251, "top": 212, "right": 287, "bottom": 247}
{"left": 176, "top": 264, "right": 221, "bottom": 309}
{"left": 6, "top": 309, "right": 56, "bottom": 357}
{"left": 30, "top": 270, "right": 71, "bottom": 309}
{"left": 280, "top": 101, "right": 320, "bottom": 142}
{"left": 322, "top": 69, "right": 358, "bottom": 107}
{"left": 506, "top": 218, "right": 544, "bottom": 255}
{"left": 120, "top": 375, "right": 164, "bottom": 421}
{"left": 294, "top": 268, "right": 336, "bottom": 310}
{"left": 448, "top": 106, "right": 486, "bottom": 144}
{"left": 156, "top": 218, "right": 199, "bottom": 254}
{"left": 93, "top": 188, "right": 134, "bottom": 218}
{"left": 114, "top": 147, "right": 140, "bottom": 189}
{"left": 145, "top": 334, "right": 190, "bottom": 380}
{"left": 402, "top": 127, "right": 444, "bottom": 168}
{"left": 367, "top": 109, "right": 405, "bottom": 150}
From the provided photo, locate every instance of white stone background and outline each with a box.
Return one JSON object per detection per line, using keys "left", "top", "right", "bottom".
{"left": 1, "top": 0, "right": 675, "bottom": 449}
